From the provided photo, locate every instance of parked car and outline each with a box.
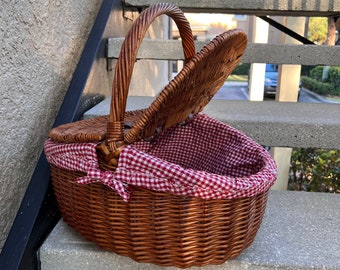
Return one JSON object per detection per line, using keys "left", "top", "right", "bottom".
{"left": 264, "top": 64, "right": 278, "bottom": 96}
{"left": 264, "top": 64, "right": 301, "bottom": 98}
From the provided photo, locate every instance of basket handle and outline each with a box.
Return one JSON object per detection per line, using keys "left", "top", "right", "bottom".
{"left": 106, "top": 3, "right": 195, "bottom": 151}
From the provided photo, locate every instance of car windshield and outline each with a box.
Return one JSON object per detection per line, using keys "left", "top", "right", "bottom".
{"left": 266, "top": 64, "right": 278, "bottom": 72}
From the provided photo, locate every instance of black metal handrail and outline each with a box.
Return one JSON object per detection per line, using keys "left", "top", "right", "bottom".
{"left": 258, "top": 16, "right": 315, "bottom": 45}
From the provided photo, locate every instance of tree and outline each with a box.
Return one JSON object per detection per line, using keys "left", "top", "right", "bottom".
{"left": 289, "top": 149, "right": 340, "bottom": 193}
{"left": 335, "top": 17, "right": 340, "bottom": 45}
{"left": 326, "top": 17, "right": 336, "bottom": 45}
{"left": 308, "top": 17, "right": 327, "bottom": 44}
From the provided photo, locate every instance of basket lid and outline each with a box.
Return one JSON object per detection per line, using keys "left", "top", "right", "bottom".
{"left": 125, "top": 29, "right": 247, "bottom": 144}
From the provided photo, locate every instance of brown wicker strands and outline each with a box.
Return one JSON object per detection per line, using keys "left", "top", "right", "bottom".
{"left": 48, "top": 111, "right": 144, "bottom": 144}
{"left": 124, "top": 30, "right": 247, "bottom": 145}
{"left": 45, "top": 3, "right": 272, "bottom": 269}
{"left": 108, "top": 2, "right": 197, "bottom": 151}
{"left": 51, "top": 164, "right": 269, "bottom": 268}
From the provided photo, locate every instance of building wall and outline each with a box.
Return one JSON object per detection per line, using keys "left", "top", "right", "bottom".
{"left": 0, "top": 0, "right": 102, "bottom": 251}
{"left": 0, "top": 0, "right": 170, "bottom": 251}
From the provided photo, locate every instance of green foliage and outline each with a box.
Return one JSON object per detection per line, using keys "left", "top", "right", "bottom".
{"left": 301, "top": 76, "right": 335, "bottom": 95}
{"left": 328, "top": 67, "right": 340, "bottom": 87}
{"left": 309, "top": 66, "right": 324, "bottom": 80}
{"left": 232, "top": 63, "right": 250, "bottom": 75}
{"left": 308, "top": 17, "right": 328, "bottom": 45}
{"left": 301, "top": 65, "right": 315, "bottom": 76}
{"left": 289, "top": 149, "right": 340, "bottom": 193}
{"left": 301, "top": 66, "right": 340, "bottom": 96}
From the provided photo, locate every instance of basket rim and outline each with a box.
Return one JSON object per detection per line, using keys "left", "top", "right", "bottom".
{"left": 45, "top": 114, "right": 277, "bottom": 202}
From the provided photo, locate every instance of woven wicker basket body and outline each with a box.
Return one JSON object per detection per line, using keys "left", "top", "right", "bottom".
{"left": 46, "top": 3, "right": 275, "bottom": 268}
{"left": 51, "top": 165, "right": 268, "bottom": 268}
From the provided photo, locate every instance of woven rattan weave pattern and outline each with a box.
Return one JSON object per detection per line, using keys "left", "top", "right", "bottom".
{"left": 45, "top": 2, "right": 276, "bottom": 268}
{"left": 51, "top": 164, "right": 268, "bottom": 268}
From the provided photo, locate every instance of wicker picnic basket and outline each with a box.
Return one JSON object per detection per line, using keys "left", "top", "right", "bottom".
{"left": 44, "top": 3, "right": 277, "bottom": 268}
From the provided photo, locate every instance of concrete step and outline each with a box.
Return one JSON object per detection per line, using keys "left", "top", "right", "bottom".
{"left": 123, "top": 0, "right": 340, "bottom": 17}
{"left": 39, "top": 190, "right": 340, "bottom": 269}
{"left": 107, "top": 38, "right": 340, "bottom": 66}
{"left": 83, "top": 96, "right": 340, "bottom": 149}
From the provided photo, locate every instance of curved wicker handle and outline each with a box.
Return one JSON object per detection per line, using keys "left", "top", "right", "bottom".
{"left": 107, "top": 3, "right": 195, "bottom": 150}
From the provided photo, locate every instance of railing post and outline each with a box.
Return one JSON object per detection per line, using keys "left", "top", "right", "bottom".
{"left": 271, "top": 16, "right": 307, "bottom": 190}
{"left": 276, "top": 17, "right": 306, "bottom": 102}
{"left": 248, "top": 16, "right": 269, "bottom": 101}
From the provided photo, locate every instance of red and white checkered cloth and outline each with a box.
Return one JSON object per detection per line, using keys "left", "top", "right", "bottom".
{"left": 44, "top": 114, "right": 277, "bottom": 202}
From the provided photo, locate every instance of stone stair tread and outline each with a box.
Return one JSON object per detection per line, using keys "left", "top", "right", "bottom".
{"left": 39, "top": 190, "right": 340, "bottom": 269}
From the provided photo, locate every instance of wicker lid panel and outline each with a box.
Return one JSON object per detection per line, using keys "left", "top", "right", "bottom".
{"left": 125, "top": 30, "right": 247, "bottom": 143}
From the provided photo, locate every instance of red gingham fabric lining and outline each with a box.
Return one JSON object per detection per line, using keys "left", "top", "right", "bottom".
{"left": 44, "top": 114, "right": 277, "bottom": 201}
{"left": 44, "top": 140, "right": 131, "bottom": 201}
